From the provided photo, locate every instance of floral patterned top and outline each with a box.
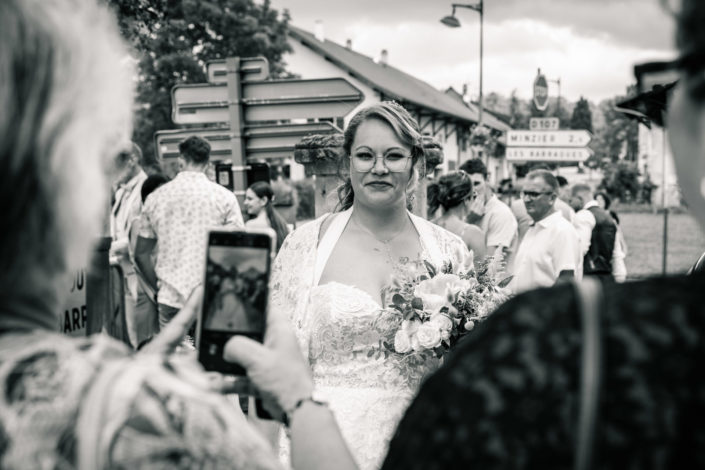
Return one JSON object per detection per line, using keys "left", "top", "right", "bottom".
{"left": 0, "top": 331, "right": 281, "bottom": 470}
{"left": 383, "top": 274, "right": 705, "bottom": 470}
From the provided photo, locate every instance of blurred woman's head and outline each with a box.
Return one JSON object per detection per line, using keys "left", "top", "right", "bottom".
{"left": 338, "top": 101, "right": 424, "bottom": 211}
{"left": 595, "top": 191, "right": 611, "bottom": 210}
{"left": 0, "top": 0, "right": 133, "bottom": 297}
{"left": 245, "top": 182, "right": 273, "bottom": 217}
{"left": 427, "top": 171, "right": 474, "bottom": 217}
{"left": 667, "top": 0, "right": 705, "bottom": 230}
{"left": 246, "top": 181, "right": 289, "bottom": 251}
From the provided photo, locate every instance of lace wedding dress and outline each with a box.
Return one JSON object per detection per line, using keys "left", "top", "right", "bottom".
{"left": 271, "top": 208, "right": 471, "bottom": 470}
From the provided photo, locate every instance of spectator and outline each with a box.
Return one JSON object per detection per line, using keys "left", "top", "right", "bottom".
{"left": 109, "top": 143, "right": 149, "bottom": 348}
{"left": 555, "top": 174, "right": 576, "bottom": 222}
{"left": 0, "top": 0, "right": 279, "bottom": 467}
{"left": 459, "top": 158, "right": 518, "bottom": 272}
{"left": 506, "top": 180, "right": 534, "bottom": 243}
{"left": 572, "top": 184, "right": 617, "bottom": 279}
{"left": 511, "top": 170, "right": 581, "bottom": 293}
{"left": 244, "top": 181, "right": 290, "bottom": 252}
{"left": 135, "top": 136, "right": 244, "bottom": 332}
{"left": 427, "top": 171, "right": 487, "bottom": 261}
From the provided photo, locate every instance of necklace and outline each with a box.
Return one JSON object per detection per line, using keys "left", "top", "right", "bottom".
{"left": 350, "top": 215, "right": 413, "bottom": 274}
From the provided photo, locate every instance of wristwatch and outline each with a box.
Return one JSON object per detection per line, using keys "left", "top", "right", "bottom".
{"left": 283, "top": 391, "right": 328, "bottom": 427}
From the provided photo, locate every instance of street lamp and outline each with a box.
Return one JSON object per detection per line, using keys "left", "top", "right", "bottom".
{"left": 441, "top": 1, "right": 484, "bottom": 130}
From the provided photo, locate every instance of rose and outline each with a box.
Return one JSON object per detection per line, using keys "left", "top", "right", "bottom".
{"left": 415, "top": 273, "right": 475, "bottom": 315}
{"left": 440, "top": 329, "right": 451, "bottom": 341}
{"left": 394, "top": 330, "right": 412, "bottom": 354}
{"left": 410, "top": 334, "right": 422, "bottom": 352}
{"left": 416, "top": 322, "right": 442, "bottom": 349}
{"left": 401, "top": 319, "right": 420, "bottom": 336}
{"left": 429, "top": 314, "right": 453, "bottom": 333}
{"left": 464, "top": 320, "right": 475, "bottom": 331}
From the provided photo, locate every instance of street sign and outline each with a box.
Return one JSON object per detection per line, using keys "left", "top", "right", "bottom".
{"left": 207, "top": 57, "right": 269, "bottom": 84}
{"left": 533, "top": 71, "right": 549, "bottom": 111}
{"left": 529, "top": 117, "right": 559, "bottom": 131}
{"left": 172, "top": 78, "right": 363, "bottom": 124}
{"left": 506, "top": 147, "right": 592, "bottom": 162}
{"left": 507, "top": 130, "right": 592, "bottom": 148}
{"left": 155, "top": 121, "right": 342, "bottom": 161}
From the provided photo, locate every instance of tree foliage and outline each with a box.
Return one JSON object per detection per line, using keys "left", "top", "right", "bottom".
{"left": 599, "top": 161, "right": 641, "bottom": 202}
{"left": 570, "top": 96, "right": 593, "bottom": 133}
{"left": 593, "top": 94, "right": 639, "bottom": 164}
{"left": 107, "top": 0, "right": 292, "bottom": 163}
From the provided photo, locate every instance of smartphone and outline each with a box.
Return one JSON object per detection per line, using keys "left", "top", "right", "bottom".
{"left": 197, "top": 229, "right": 273, "bottom": 375}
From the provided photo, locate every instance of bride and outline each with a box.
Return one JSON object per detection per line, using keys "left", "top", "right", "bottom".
{"left": 271, "top": 102, "right": 471, "bottom": 469}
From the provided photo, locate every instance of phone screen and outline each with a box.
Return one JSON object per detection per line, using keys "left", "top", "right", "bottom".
{"left": 198, "top": 230, "right": 271, "bottom": 374}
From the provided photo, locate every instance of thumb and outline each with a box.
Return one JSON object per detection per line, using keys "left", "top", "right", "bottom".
{"left": 223, "top": 335, "right": 269, "bottom": 369}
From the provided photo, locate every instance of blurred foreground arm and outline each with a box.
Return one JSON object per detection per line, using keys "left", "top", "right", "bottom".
{"left": 224, "top": 308, "right": 358, "bottom": 470}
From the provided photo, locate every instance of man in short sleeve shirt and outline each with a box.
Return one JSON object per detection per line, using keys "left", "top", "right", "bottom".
{"left": 511, "top": 170, "right": 581, "bottom": 294}
{"left": 460, "top": 159, "right": 518, "bottom": 274}
{"left": 135, "top": 136, "right": 244, "bottom": 330}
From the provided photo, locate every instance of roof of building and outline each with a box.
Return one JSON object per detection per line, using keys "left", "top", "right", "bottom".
{"left": 288, "top": 25, "right": 508, "bottom": 132}
{"left": 444, "top": 87, "right": 511, "bottom": 131}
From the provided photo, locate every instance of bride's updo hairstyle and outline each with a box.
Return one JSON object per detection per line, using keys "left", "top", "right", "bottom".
{"left": 337, "top": 101, "right": 425, "bottom": 211}
{"left": 427, "top": 171, "right": 473, "bottom": 216}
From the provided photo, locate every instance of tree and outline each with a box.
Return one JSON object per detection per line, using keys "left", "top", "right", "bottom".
{"left": 108, "top": 0, "right": 292, "bottom": 163}
{"left": 570, "top": 96, "right": 593, "bottom": 133}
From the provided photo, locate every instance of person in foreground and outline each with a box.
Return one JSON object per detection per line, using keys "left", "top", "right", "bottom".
{"left": 228, "top": 2, "right": 705, "bottom": 467}
{"left": 269, "top": 101, "right": 472, "bottom": 469}
{"left": 427, "top": 170, "right": 487, "bottom": 261}
{"left": 0, "top": 0, "right": 280, "bottom": 467}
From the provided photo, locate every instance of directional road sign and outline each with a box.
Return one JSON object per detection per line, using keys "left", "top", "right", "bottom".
{"left": 506, "top": 147, "right": 592, "bottom": 162}
{"left": 155, "top": 121, "right": 342, "bottom": 161}
{"left": 507, "top": 129, "right": 592, "bottom": 148}
{"left": 172, "top": 78, "right": 363, "bottom": 125}
{"left": 207, "top": 57, "right": 269, "bottom": 84}
{"left": 529, "top": 117, "right": 559, "bottom": 131}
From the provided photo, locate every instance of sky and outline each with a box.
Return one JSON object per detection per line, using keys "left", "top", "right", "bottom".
{"left": 267, "top": 0, "right": 678, "bottom": 103}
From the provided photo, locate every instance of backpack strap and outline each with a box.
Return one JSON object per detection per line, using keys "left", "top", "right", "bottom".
{"left": 573, "top": 277, "right": 604, "bottom": 470}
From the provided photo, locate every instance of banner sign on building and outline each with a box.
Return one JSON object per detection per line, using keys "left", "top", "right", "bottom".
{"left": 60, "top": 269, "right": 87, "bottom": 337}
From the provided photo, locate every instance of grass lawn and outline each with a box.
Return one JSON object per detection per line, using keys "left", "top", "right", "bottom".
{"left": 620, "top": 211, "right": 705, "bottom": 278}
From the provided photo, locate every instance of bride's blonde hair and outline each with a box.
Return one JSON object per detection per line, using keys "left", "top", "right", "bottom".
{"left": 336, "top": 101, "right": 425, "bottom": 211}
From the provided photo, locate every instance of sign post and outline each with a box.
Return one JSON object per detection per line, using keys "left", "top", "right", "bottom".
{"left": 227, "top": 57, "right": 248, "bottom": 198}
{"left": 533, "top": 69, "right": 549, "bottom": 112}
{"left": 161, "top": 56, "right": 364, "bottom": 199}
{"left": 506, "top": 129, "right": 592, "bottom": 163}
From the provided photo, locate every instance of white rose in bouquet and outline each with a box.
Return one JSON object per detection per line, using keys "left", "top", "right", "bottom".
{"left": 393, "top": 330, "right": 412, "bottom": 354}
{"left": 414, "top": 273, "right": 474, "bottom": 315}
{"left": 416, "top": 322, "right": 442, "bottom": 349}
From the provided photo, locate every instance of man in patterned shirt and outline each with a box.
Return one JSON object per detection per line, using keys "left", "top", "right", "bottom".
{"left": 135, "top": 136, "right": 244, "bottom": 331}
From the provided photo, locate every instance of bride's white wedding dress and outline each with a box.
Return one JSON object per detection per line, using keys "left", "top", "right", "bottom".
{"left": 271, "top": 208, "right": 471, "bottom": 470}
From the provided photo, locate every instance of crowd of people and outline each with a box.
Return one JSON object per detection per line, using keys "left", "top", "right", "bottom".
{"left": 1, "top": 0, "right": 704, "bottom": 468}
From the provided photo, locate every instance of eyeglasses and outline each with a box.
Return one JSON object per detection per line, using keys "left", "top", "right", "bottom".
{"left": 350, "top": 151, "right": 411, "bottom": 173}
{"left": 522, "top": 190, "right": 554, "bottom": 200}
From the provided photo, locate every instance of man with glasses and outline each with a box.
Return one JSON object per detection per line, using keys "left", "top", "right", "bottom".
{"left": 459, "top": 158, "right": 518, "bottom": 272}
{"left": 511, "top": 170, "right": 581, "bottom": 294}
{"left": 572, "top": 183, "right": 617, "bottom": 279}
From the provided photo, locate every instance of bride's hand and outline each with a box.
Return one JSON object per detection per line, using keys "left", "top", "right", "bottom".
{"left": 222, "top": 307, "right": 314, "bottom": 422}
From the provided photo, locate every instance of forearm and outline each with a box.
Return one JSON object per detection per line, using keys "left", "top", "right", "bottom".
{"left": 290, "top": 402, "right": 358, "bottom": 470}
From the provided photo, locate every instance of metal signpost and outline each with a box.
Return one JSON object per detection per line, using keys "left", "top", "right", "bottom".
{"left": 158, "top": 56, "right": 363, "bottom": 198}
{"left": 506, "top": 129, "right": 593, "bottom": 163}
{"left": 529, "top": 117, "right": 559, "bottom": 131}
{"left": 533, "top": 69, "right": 549, "bottom": 112}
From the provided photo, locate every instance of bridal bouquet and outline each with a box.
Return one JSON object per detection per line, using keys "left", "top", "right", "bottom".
{"left": 370, "top": 259, "right": 511, "bottom": 361}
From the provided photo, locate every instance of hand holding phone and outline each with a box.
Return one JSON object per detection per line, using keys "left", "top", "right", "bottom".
{"left": 197, "top": 229, "right": 273, "bottom": 375}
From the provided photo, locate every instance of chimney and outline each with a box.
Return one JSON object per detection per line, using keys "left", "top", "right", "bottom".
{"left": 380, "top": 49, "right": 388, "bottom": 66}
{"left": 345, "top": 39, "right": 352, "bottom": 50}
{"left": 314, "top": 20, "right": 324, "bottom": 42}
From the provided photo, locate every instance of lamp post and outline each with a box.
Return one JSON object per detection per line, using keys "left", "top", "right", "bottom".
{"left": 441, "top": 1, "right": 484, "bottom": 130}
